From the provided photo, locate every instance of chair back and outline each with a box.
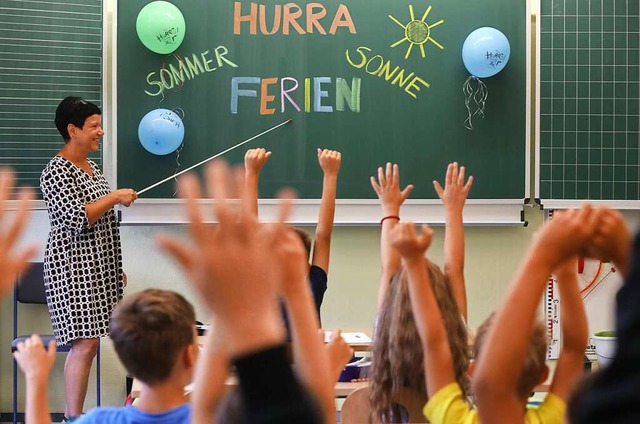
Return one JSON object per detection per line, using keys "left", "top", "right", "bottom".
{"left": 340, "top": 386, "right": 373, "bottom": 424}
{"left": 14, "top": 262, "right": 46, "bottom": 341}
{"left": 341, "top": 386, "right": 428, "bottom": 424}
{"left": 16, "top": 262, "right": 46, "bottom": 304}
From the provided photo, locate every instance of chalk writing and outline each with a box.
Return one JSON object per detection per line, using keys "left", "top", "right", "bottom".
{"left": 145, "top": 46, "right": 238, "bottom": 96}
{"left": 345, "top": 46, "right": 429, "bottom": 98}
{"left": 486, "top": 50, "right": 507, "bottom": 69}
{"left": 156, "top": 26, "right": 180, "bottom": 45}
{"left": 234, "top": 2, "right": 356, "bottom": 35}
{"left": 230, "top": 77, "right": 361, "bottom": 114}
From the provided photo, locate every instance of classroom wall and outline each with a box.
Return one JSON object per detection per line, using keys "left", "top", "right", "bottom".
{"left": 0, "top": 2, "right": 566, "bottom": 415}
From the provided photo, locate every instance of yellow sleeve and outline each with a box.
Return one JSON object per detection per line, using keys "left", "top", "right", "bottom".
{"left": 525, "top": 392, "right": 566, "bottom": 424}
{"left": 423, "top": 383, "right": 478, "bottom": 424}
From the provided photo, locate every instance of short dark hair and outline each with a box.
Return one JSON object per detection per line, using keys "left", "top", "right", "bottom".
{"left": 54, "top": 96, "right": 101, "bottom": 141}
{"left": 292, "top": 227, "right": 312, "bottom": 260}
{"left": 109, "top": 289, "right": 196, "bottom": 385}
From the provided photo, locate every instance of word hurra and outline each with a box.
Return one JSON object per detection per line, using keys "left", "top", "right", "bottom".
{"left": 234, "top": 2, "right": 356, "bottom": 35}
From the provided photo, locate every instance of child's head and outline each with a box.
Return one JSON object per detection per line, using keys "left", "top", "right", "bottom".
{"left": 55, "top": 96, "right": 101, "bottom": 142}
{"left": 292, "top": 227, "right": 312, "bottom": 260}
{"left": 109, "top": 289, "right": 197, "bottom": 385}
{"left": 370, "top": 260, "right": 470, "bottom": 422}
{"left": 474, "top": 312, "right": 548, "bottom": 399}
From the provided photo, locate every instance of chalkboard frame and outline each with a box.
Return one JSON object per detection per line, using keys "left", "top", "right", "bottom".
{"left": 104, "top": 0, "right": 531, "bottom": 225}
{"left": 535, "top": 0, "right": 640, "bottom": 209}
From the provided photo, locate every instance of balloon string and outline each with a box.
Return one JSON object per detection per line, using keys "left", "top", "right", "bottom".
{"left": 136, "top": 119, "right": 293, "bottom": 196}
{"left": 463, "top": 76, "right": 488, "bottom": 130}
{"left": 172, "top": 107, "right": 185, "bottom": 120}
{"left": 170, "top": 107, "right": 186, "bottom": 196}
{"left": 172, "top": 142, "right": 184, "bottom": 197}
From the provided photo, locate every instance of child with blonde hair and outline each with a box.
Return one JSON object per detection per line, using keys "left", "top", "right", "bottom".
{"left": 389, "top": 206, "right": 601, "bottom": 424}
{"left": 369, "top": 162, "right": 473, "bottom": 422}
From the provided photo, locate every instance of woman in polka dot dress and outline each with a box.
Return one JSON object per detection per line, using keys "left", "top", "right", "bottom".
{"left": 40, "top": 97, "right": 137, "bottom": 421}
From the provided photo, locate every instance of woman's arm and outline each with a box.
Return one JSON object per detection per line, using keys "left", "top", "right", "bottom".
{"left": 85, "top": 188, "right": 136, "bottom": 224}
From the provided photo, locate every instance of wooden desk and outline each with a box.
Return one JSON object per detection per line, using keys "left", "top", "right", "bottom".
{"left": 131, "top": 377, "right": 372, "bottom": 399}
{"left": 131, "top": 332, "right": 373, "bottom": 399}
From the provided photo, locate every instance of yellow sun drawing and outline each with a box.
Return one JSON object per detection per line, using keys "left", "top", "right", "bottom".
{"left": 389, "top": 5, "right": 444, "bottom": 60}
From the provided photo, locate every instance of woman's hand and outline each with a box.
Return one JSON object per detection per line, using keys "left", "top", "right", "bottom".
{"left": 114, "top": 189, "right": 137, "bottom": 207}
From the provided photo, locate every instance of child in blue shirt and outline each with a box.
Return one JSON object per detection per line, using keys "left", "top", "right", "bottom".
{"left": 14, "top": 289, "right": 198, "bottom": 424}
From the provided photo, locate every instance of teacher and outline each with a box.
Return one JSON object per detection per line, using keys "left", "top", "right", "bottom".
{"left": 40, "top": 97, "right": 137, "bottom": 421}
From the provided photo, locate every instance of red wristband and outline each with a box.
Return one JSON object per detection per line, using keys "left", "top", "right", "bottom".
{"left": 380, "top": 215, "right": 400, "bottom": 225}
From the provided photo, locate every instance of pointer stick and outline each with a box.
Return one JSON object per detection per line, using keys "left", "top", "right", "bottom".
{"left": 137, "top": 119, "right": 292, "bottom": 196}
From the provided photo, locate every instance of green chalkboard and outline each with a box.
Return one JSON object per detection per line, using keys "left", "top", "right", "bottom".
{"left": 537, "top": 0, "right": 640, "bottom": 206}
{"left": 117, "top": 0, "right": 528, "bottom": 203}
{"left": 0, "top": 0, "right": 103, "bottom": 197}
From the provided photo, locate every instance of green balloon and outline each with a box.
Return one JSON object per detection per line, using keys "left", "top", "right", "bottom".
{"left": 136, "top": 1, "right": 186, "bottom": 55}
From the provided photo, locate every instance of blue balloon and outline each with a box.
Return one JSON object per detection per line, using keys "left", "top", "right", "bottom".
{"left": 138, "top": 109, "right": 184, "bottom": 155}
{"left": 462, "top": 27, "right": 510, "bottom": 78}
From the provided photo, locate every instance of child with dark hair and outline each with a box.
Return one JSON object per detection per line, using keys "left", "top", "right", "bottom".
{"left": 14, "top": 288, "right": 199, "bottom": 423}
{"left": 158, "top": 160, "right": 331, "bottom": 423}
{"left": 244, "top": 147, "right": 341, "bottom": 328}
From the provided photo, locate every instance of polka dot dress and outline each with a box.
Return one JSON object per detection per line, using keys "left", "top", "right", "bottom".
{"left": 40, "top": 156, "right": 123, "bottom": 346}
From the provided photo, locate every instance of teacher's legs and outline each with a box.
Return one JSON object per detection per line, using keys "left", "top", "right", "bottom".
{"left": 64, "top": 338, "right": 99, "bottom": 418}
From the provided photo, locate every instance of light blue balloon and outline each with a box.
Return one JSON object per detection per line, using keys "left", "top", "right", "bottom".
{"left": 138, "top": 109, "right": 184, "bottom": 155}
{"left": 462, "top": 27, "right": 510, "bottom": 78}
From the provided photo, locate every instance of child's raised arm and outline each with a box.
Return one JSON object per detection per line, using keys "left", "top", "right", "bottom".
{"left": 158, "top": 162, "right": 324, "bottom": 423}
{"left": 473, "top": 206, "right": 602, "bottom": 424}
{"left": 370, "top": 163, "right": 414, "bottom": 309}
{"left": 590, "top": 208, "right": 631, "bottom": 276}
{"left": 190, "top": 321, "right": 230, "bottom": 424}
{"left": 549, "top": 257, "right": 588, "bottom": 402}
{"left": 433, "top": 162, "right": 473, "bottom": 321}
{"left": 0, "top": 169, "right": 38, "bottom": 299}
{"left": 243, "top": 148, "right": 271, "bottom": 217}
{"left": 388, "top": 222, "right": 456, "bottom": 397}
{"left": 276, "top": 227, "right": 335, "bottom": 424}
{"left": 13, "top": 335, "right": 57, "bottom": 424}
{"left": 312, "top": 148, "right": 341, "bottom": 273}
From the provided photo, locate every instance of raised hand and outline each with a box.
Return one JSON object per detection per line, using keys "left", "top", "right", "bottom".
{"left": 434, "top": 162, "right": 473, "bottom": 321}
{"left": 388, "top": 222, "right": 434, "bottom": 263}
{"left": 317, "top": 148, "right": 341, "bottom": 176}
{"left": 433, "top": 162, "right": 473, "bottom": 212}
{"left": 273, "top": 225, "right": 310, "bottom": 300}
{"left": 532, "top": 206, "right": 604, "bottom": 270}
{"left": 244, "top": 148, "right": 271, "bottom": 175}
{"left": 590, "top": 208, "right": 631, "bottom": 275}
{"left": 370, "top": 163, "right": 413, "bottom": 216}
{"left": 157, "top": 160, "right": 293, "bottom": 356}
{"left": 13, "top": 334, "right": 57, "bottom": 381}
{"left": 324, "top": 329, "right": 354, "bottom": 383}
{"left": 0, "top": 169, "right": 38, "bottom": 300}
